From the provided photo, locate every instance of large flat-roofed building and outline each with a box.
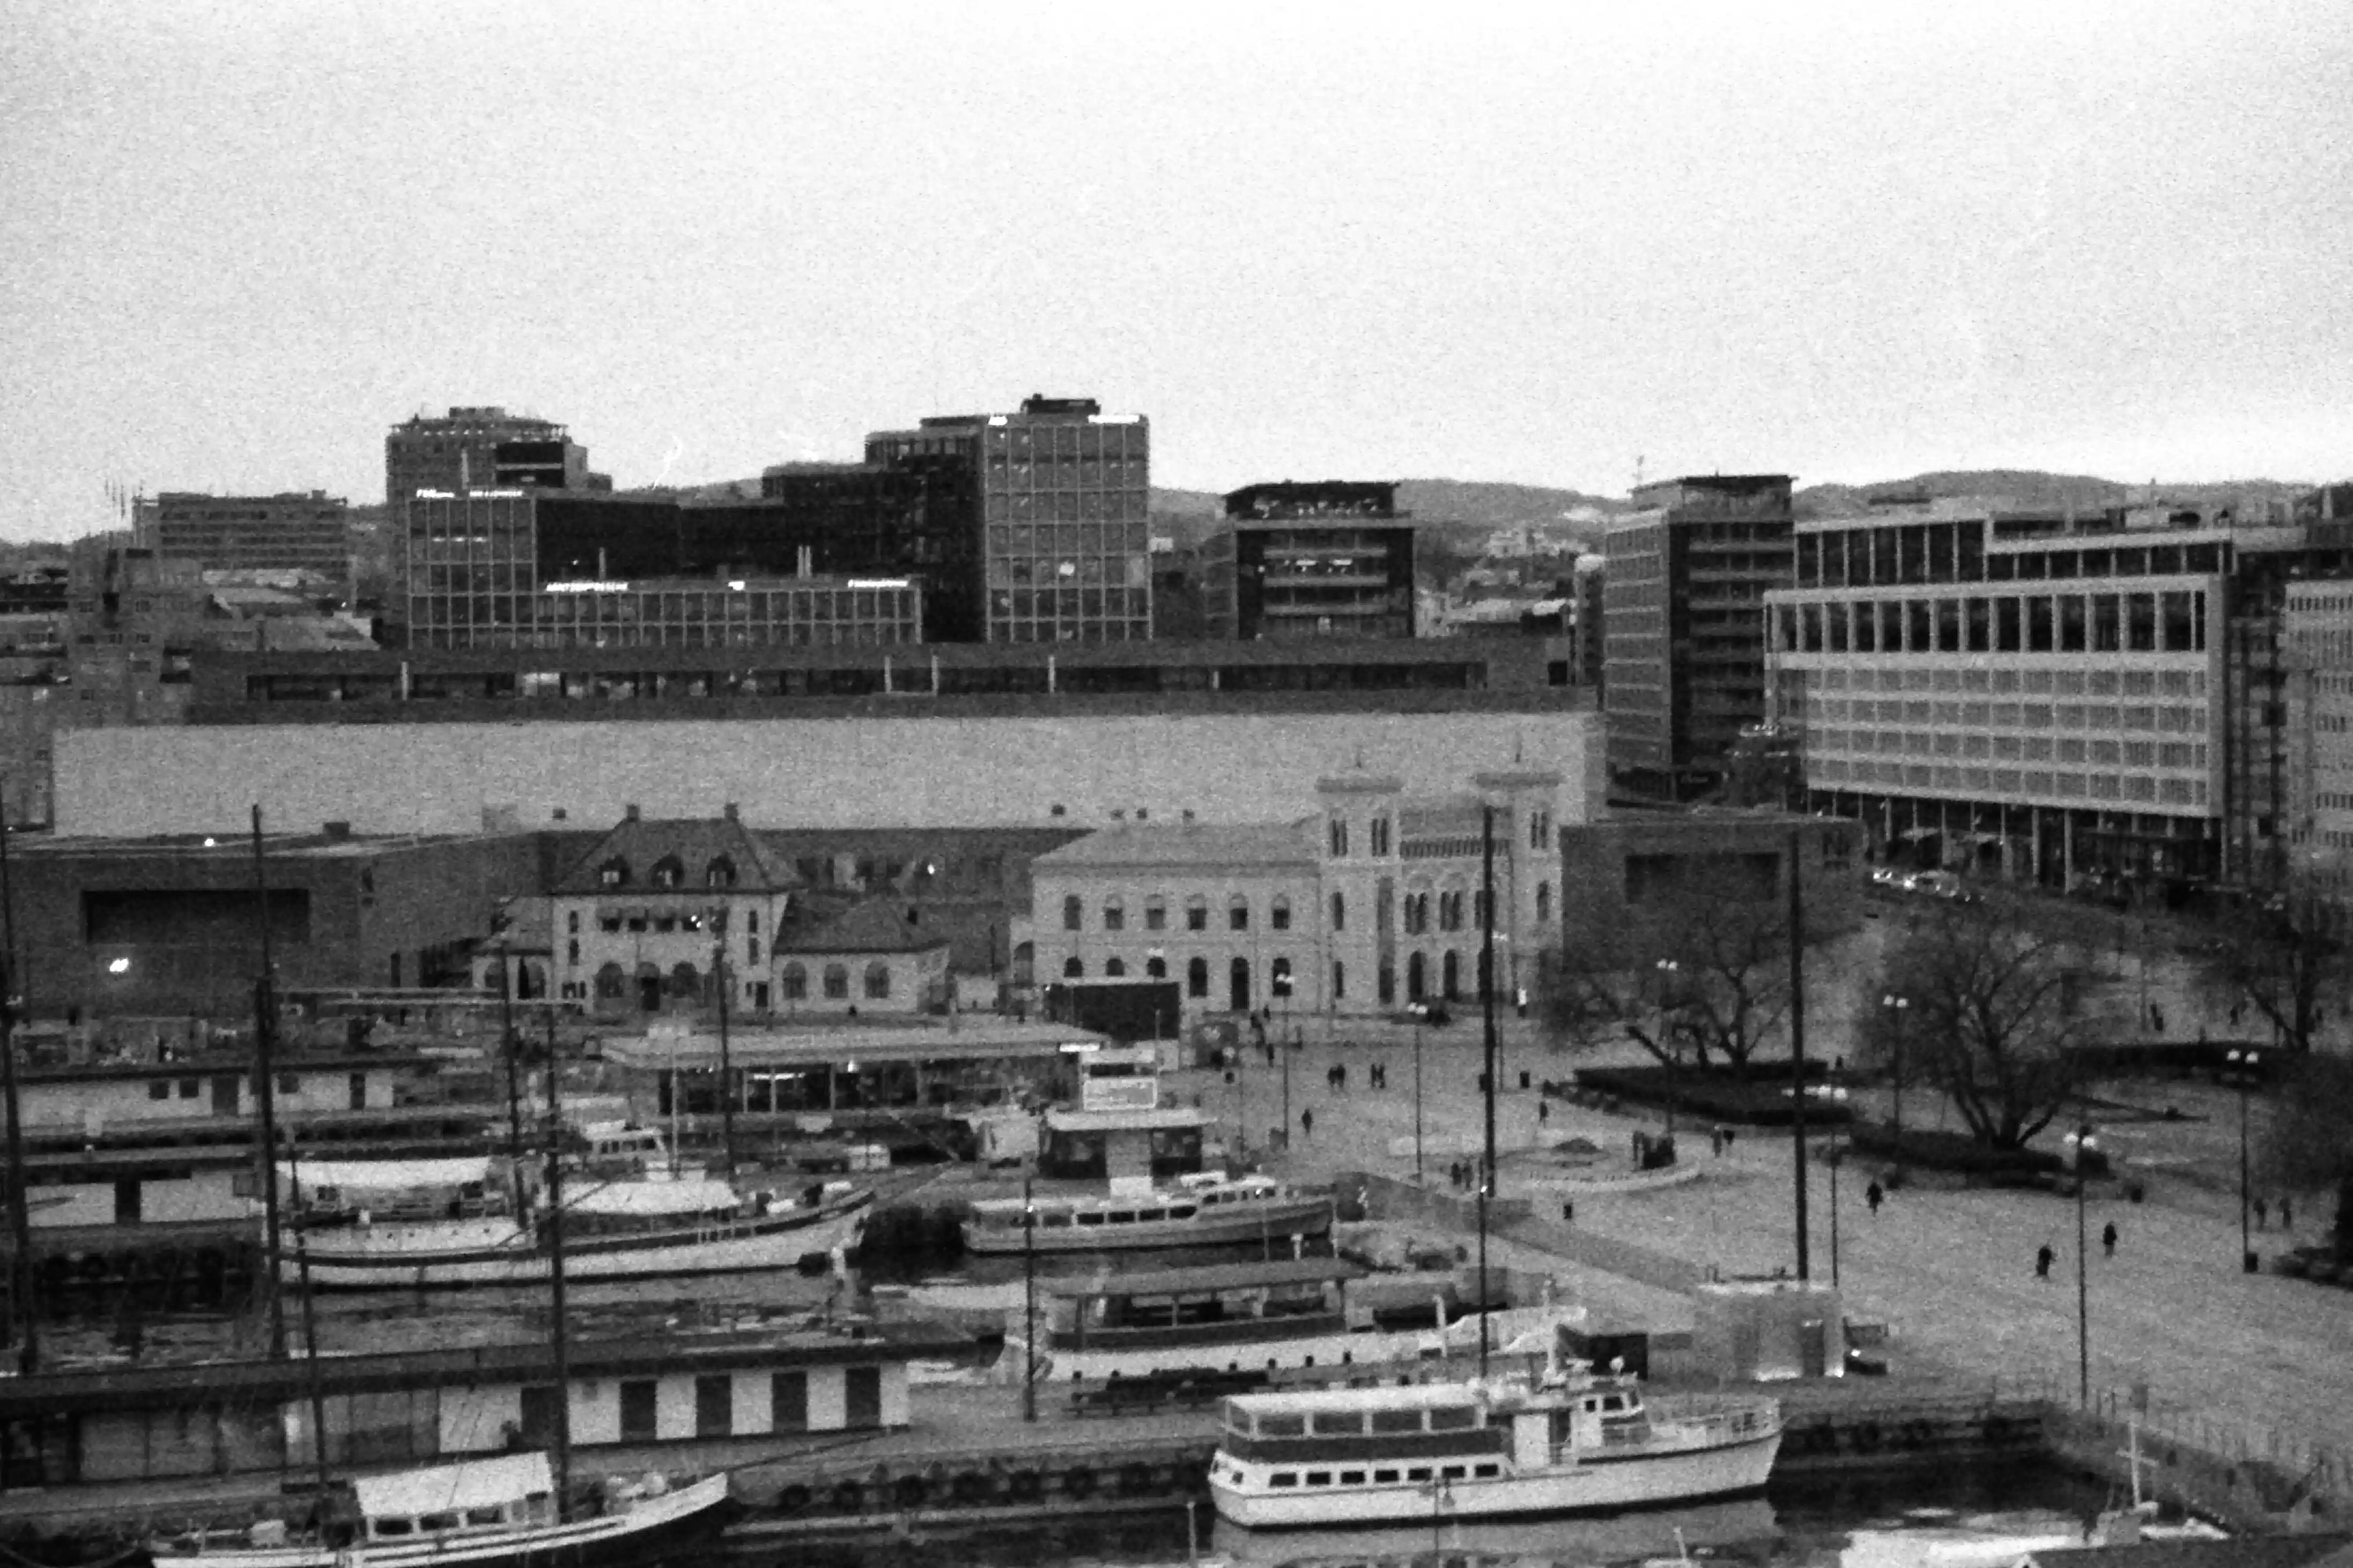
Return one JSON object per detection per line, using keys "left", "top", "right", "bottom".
{"left": 1765, "top": 500, "right": 2235, "bottom": 890}
{"left": 1604, "top": 475, "right": 1794, "bottom": 802}
{"left": 756, "top": 459, "right": 981, "bottom": 644}
{"left": 402, "top": 491, "right": 922, "bottom": 650}
{"left": 865, "top": 395, "right": 1151, "bottom": 644}
{"left": 385, "top": 406, "right": 602, "bottom": 514}
{"left": 1201, "top": 482, "right": 1416, "bottom": 641}
{"left": 132, "top": 491, "right": 353, "bottom": 590}
{"left": 51, "top": 645, "right": 1599, "bottom": 839}
{"left": 9, "top": 827, "right": 544, "bottom": 1021}
{"left": 2285, "top": 574, "right": 2353, "bottom": 905}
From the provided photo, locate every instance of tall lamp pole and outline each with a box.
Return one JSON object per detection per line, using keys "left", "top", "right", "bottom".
{"left": 1412, "top": 1017, "right": 1425, "bottom": 1183}
{"left": 1021, "top": 1173, "right": 1038, "bottom": 1423}
{"left": 1881, "top": 994, "right": 1908, "bottom": 1143}
{"left": 2229, "top": 1049, "right": 2260, "bottom": 1272}
{"left": 2072, "top": 1118, "right": 2095, "bottom": 1407}
{"left": 1787, "top": 829, "right": 1809, "bottom": 1282}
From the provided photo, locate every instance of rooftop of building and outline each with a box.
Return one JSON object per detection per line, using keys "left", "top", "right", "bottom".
{"left": 1032, "top": 820, "right": 1319, "bottom": 870}
{"left": 1223, "top": 480, "right": 1403, "bottom": 520}
{"left": 779, "top": 897, "right": 951, "bottom": 955}
{"left": 16, "top": 826, "right": 524, "bottom": 860}
{"left": 551, "top": 807, "right": 791, "bottom": 895}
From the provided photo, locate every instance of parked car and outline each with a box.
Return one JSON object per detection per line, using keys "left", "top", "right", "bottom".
{"left": 1390, "top": 1002, "right": 1453, "bottom": 1027}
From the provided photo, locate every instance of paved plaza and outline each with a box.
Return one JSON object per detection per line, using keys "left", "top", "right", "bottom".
{"left": 1184, "top": 995, "right": 2353, "bottom": 1473}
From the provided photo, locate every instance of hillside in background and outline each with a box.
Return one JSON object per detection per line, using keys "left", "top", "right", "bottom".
{"left": 1796, "top": 470, "right": 2313, "bottom": 518}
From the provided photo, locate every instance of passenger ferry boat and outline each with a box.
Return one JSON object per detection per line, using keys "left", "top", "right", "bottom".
{"left": 1207, "top": 1358, "right": 1781, "bottom": 1529}
{"left": 1006, "top": 1257, "right": 1581, "bottom": 1384}
{"left": 961, "top": 1172, "right": 1333, "bottom": 1256}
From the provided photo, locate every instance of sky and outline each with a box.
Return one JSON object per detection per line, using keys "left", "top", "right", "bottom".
{"left": 2, "top": 1, "right": 2349, "bottom": 540}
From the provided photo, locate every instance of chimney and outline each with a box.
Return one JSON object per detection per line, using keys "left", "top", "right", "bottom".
{"left": 723, "top": 802, "right": 739, "bottom": 821}
{"left": 624, "top": 803, "right": 641, "bottom": 822}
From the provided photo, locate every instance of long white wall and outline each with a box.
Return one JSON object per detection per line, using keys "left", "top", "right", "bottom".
{"left": 56, "top": 711, "right": 1599, "bottom": 837}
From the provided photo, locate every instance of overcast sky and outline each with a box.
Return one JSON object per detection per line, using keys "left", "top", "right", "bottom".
{"left": 3, "top": 1, "right": 2348, "bottom": 539}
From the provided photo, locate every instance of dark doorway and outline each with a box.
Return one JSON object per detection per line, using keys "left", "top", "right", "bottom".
{"left": 844, "top": 1365, "right": 882, "bottom": 1427}
{"left": 1228, "top": 957, "right": 1251, "bottom": 1014}
{"left": 210, "top": 1074, "right": 240, "bottom": 1116}
{"left": 114, "top": 1179, "right": 142, "bottom": 1225}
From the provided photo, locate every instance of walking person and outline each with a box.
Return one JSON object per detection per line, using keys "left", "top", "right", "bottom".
{"left": 2281, "top": 1195, "right": 2293, "bottom": 1230}
{"left": 2102, "top": 1220, "right": 2118, "bottom": 1258}
{"left": 2254, "top": 1196, "right": 2269, "bottom": 1231}
{"left": 2035, "top": 1243, "right": 2055, "bottom": 1280}
{"left": 1299, "top": 1106, "right": 1314, "bottom": 1140}
{"left": 1866, "top": 1179, "right": 1884, "bottom": 1215}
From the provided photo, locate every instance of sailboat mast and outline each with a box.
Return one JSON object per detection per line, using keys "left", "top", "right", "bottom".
{"left": 285, "top": 1142, "right": 332, "bottom": 1497}
{"left": 1479, "top": 807, "right": 1499, "bottom": 1381}
{"left": 715, "top": 917, "right": 736, "bottom": 1179}
{"left": 543, "top": 1007, "right": 574, "bottom": 1510}
{"left": 250, "top": 806, "right": 288, "bottom": 1361}
{"left": 1787, "top": 828, "right": 1809, "bottom": 1281}
{"left": 0, "top": 797, "right": 37, "bottom": 1376}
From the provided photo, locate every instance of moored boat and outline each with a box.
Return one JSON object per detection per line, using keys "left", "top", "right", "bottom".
{"left": 962, "top": 1172, "right": 1332, "bottom": 1255}
{"left": 1207, "top": 1359, "right": 1780, "bottom": 1530}
{"left": 284, "top": 1173, "right": 871, "bottom": 1289}
{"left": 148, "top": 1450, "right": 732, "bottom": 1568}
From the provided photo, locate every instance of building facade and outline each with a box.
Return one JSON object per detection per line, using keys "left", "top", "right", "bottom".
{"left": 1603, "top": 475, "right": 1794, "bottom": 801}
{"left": 1201, "top": 482, "right": 1416, "bottom": 641}
{"left": 402, "top": 491, "right": 922, "bottom": 650}
{"left": 2285, "top": 577, "right": 2353, "bottom": 904}
{"left": 1555, "top": 811, "right": 1860, "bottom": 967}
{"left": 1765, "top": 501, "right": 2231, "bottom": 890}
{"left": 865, "top": 395, "right": 1151, "bottom": 644}
{"left": 1029, "top": 767, "right": 1564, "bottom": 1020}
{"left": 385, "top": 406, "right": 600, "bottom": 515}
{"left": 756, "top": 459, "right": 982, "bottom": 644}
{"left": 131, "top": 492, "right": 353, "bottom": 590}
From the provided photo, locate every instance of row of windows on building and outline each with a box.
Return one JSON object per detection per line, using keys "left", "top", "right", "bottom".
{"left": 1772, "top": 589, "right": 2209, "bottom": 656}
{"left": 1807, "top": 755, "right": 2210, "bottom": 807}
{"left": 1053, "top": 947, "right": 1482, "bottom": 1004}
{"left": 1061, "top": 892, "right": 1315, "bottom": 933}
{"left": 593, "top": 857, "right": 748, "bottom": 890}
{"left": 1803, "top": 664, "right": 2208, "bottom": 698}
{"left": 1799, "top": 697, "right": 2208, "bottom": 734}
{"left": 586, "top": 957, "right": 898, "bottom": 1000}
{"left": 1805, "top": 729, "right": 2209, "bottom": 771}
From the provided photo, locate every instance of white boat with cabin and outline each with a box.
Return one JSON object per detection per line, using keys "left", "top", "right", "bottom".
{"left": 961, "top": 1171, "right": 1332, "bottom": 1255}
{"left": 1207, "top": 1356, "right": 1780, "bottom": 1529}
{"left": 147, "top": 1422, "right": 731, "bottom": 1568}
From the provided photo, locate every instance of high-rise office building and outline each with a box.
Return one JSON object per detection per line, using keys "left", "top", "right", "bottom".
{"left": 864, "top": 395, "right": 1151, "bottom": 644}
{"left": 756, "top": 458, "right": 981, "bottom": 644}
{"left": 1603, "top": 474, "right": 1794, "bottom": 801}
{"left": 132, "top": 491, "right": 353, "bottom": 590}
{"left": 1202, "top": 482, "right": 1416, "bottom": 641}
{"left": 386, "top": 407, "right": 604, "bottom": 515}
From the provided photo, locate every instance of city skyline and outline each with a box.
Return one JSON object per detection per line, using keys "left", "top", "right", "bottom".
{"left": 3, "top": 2, "right": 2349, "bottom": 540}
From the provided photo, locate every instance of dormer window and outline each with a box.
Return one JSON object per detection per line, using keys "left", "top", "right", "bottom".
{"left": 651, "top": 855, "right": 684, "bottom": 888}
{"left": 706, "top": 856, "right": 737, "bottom": 888}
{"left": 597, "top": 858, "right": 630, "bottom": 888}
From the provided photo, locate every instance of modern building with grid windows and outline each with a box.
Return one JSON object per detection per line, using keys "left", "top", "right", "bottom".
{"left": 403, "top": 491, "right": 920, "bottom": 651}
{"left": 133, "top": 491, "right": 353, "bottom": 590}
{"left": 1603, "top": 475, "right": 1794, "bottom": 802}
{"left": 385, "top": 406, "right": 604, "bottom": 514}
{"left": 865, "top": 395, "right": 1150, "bottom": 644}
{"left": 2285, "top": 577, "right": 2353, "bottom": 903}
{"left": 1765, "top": 501, "right": 2232, "bottom": 890}
{"left": 1200, "top": 481, "right": 1416, "bottom": 641}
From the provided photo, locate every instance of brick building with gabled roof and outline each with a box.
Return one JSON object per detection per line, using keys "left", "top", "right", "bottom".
{"left": 774, "top": 897, "right": 952, "bottom": 1017}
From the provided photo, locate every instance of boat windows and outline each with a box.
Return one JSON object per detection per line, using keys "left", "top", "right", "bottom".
{"left": 1374, "top": 1469, "right": 1400, "bottom": 1483}
{"left": 1076, "top": 1213, "right": 1105, "bottom": 1226}
{"left": 1309, "top": 1411, "right": 1364, "bottom": 1436}
{"left": 1371, "top": 1409, "right": 1425, "bottom": 1433}
{"left": 1474, "top": 1463, "right": 1500, "bottom": 1478}
{"left": 1441, "top": 1465, "right": 1467, "bottom": 1481}
{"left": 419, "top": 1513, "right": 459, "bottom": 1533}
{"left": 372, "top": 1519, "right": 415, "bottom": 1538}
{"left": 1167, "top": 1205, "right": 1196, "bottom": 1220}
{"left": 1133, "top": 1209, "right": 1163, "bottom": 1222}
{"left": 464, "top": 1507, "right": 504, "bottom": 1527}
{"left": 1107, "top": 1211, "right": 1136, "bottom": 1224}
{"left": 1043, "top": 1213, "right": 1073, "bottom": 1227}
{"left": 1305, "top": 1472, "right": 1333, "bottom": 1488}
{"left": 1255, "top": 1413, "right": 1306, "bottom": 1437}
{"left": 1428, "top": 1407, "right": 1479, "bottom": 1431}
{"left": 1270, "top": 1473, "right": 1298, "bottom": 1488}
{"left": 1407, "top": 1467, "right": 1432, "bottom": 1482}
{"left": 1340, "top": 1470, "right": 1365, "bottom": 1485}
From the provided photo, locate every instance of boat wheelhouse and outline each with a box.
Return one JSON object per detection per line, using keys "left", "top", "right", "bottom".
{"left": 961, "top": 1172, "right": 1331, "bottom": 1256}
{"left": 1207, "top": 1366, "right": 1781, "bottom": 1529}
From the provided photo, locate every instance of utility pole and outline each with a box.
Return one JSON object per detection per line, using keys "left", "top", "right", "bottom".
{"left": 0, "top": 801, "right": 36, "bottom": 1376}
{"left": 714, "top": 914, "right": 736, "bottom": 1179}
{"left": 1788, "top": 829, "right": 1809, "bottom": 1282}
{"left": 1478, "top": 807, "right": 1499, "bottom": 1379}
{"left": 250, "top": 806, "right": 288, "bottom": 1361}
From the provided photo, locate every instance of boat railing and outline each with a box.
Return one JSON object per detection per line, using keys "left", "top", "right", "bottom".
{"left": 1645, "top": 1394, "right": 1783, "bottom": 1444}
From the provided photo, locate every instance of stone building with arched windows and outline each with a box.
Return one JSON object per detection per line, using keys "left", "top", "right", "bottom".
{"left": 1029, "top": 766, "right": 1564, "bottom": 1020}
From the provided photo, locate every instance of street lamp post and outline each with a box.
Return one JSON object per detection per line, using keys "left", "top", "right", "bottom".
{"left": 1022, "top": 1173, "right": 1038, "bottom": 1423}
{"left": 1653, "top": 959, "right": 1680, "bottom": 1136}
{"left": 1880, "top": 994, "right": 1909, "bottom": 1143}
{"left": 1827, "top": 1144, "right": 1843, "bottom": 1290}
{"left": 2229, "top": 1049, "right": 2260, "bottom": 1273}
{"left": 2070, "top": 1119, "right": 2096, "bottom": 1407}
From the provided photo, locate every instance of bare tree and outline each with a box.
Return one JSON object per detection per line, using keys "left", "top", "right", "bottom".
{"left": 2195, "top": 879, "right": 2351, "bottom": 1055}
{"left": 1537, "top": 888, "right": 1791, "bottom": 1077}
{"left": 2263, "top": 1052, "right": 2353, "bottom": 1259}
{"left": 1875, "top": 893, "right": 2093, "bottom": 1150}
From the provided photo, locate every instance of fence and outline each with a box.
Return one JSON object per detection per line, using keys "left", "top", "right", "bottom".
{"left": 2049, "top": 1377, "right": 2352, "bottom": 1528}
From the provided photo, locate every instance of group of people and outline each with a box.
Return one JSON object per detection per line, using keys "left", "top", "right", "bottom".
{"left": 2035, "top": 1221, "right": 2123, "bottom": 1279}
